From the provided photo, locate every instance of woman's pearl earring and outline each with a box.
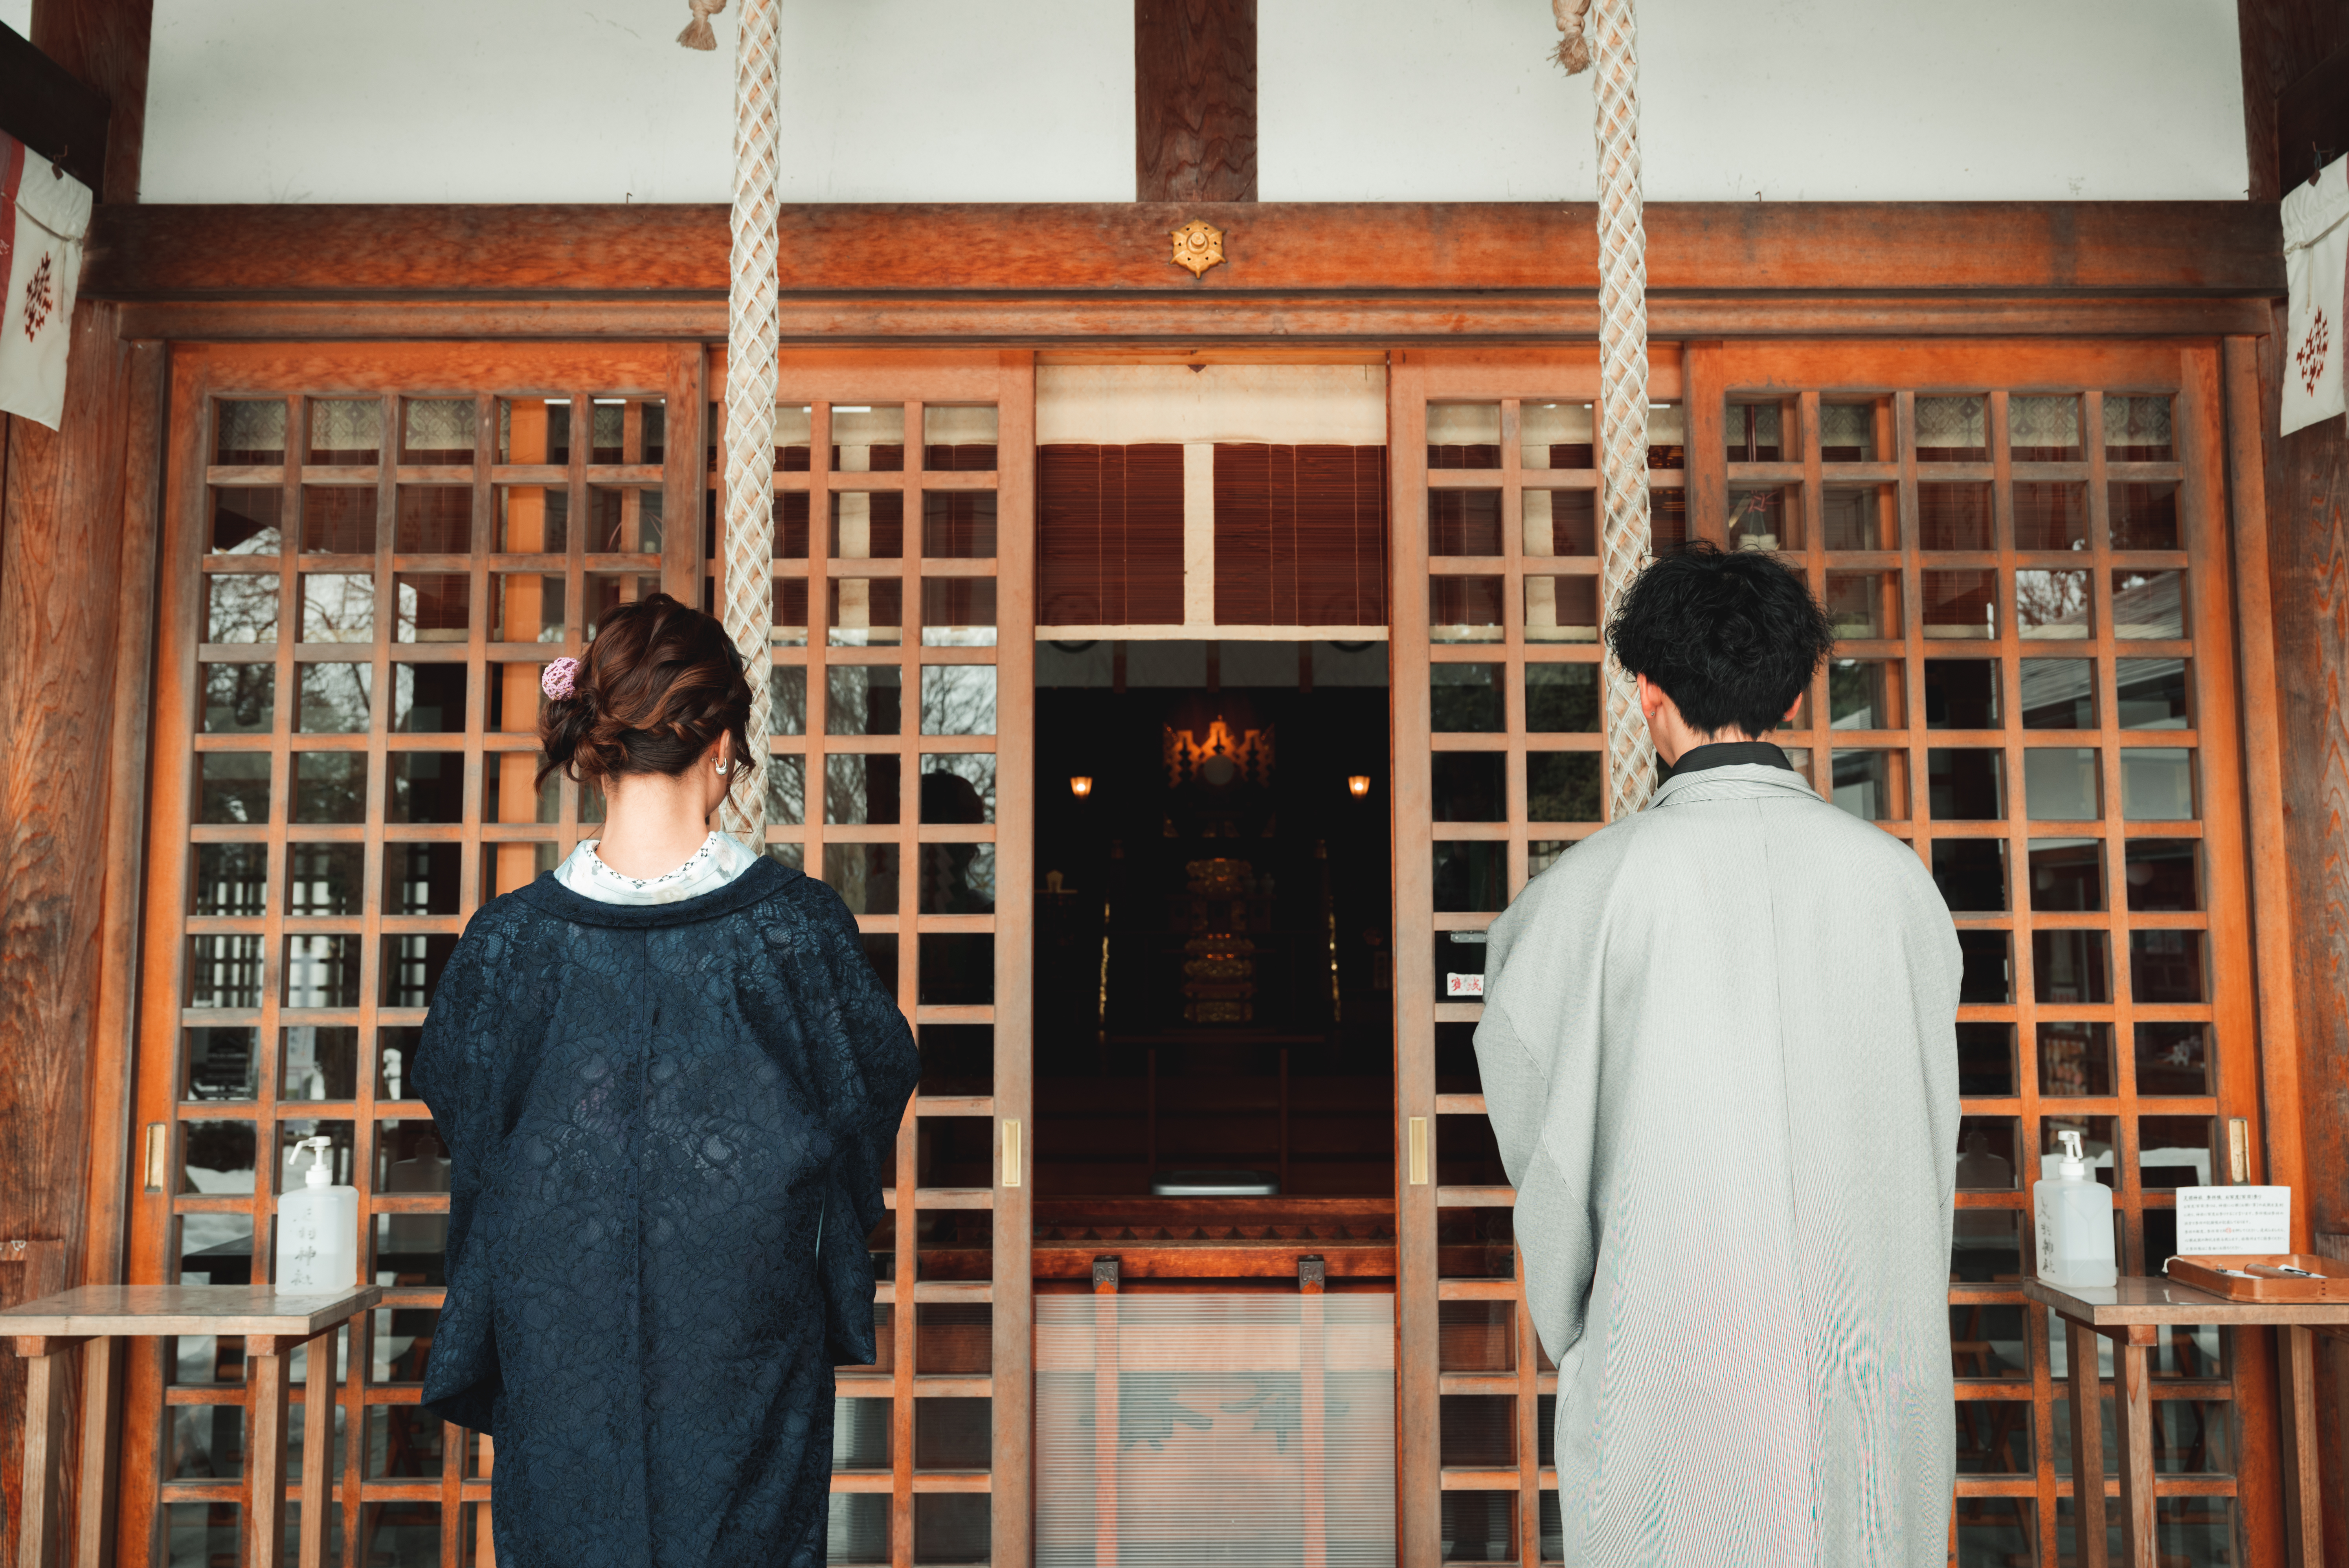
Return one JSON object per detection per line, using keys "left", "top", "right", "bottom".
{"left": 714, "top": 758, "right": 729, "bottom": 775}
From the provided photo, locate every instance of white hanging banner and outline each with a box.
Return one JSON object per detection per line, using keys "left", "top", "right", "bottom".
{"left": 0, "top": 133, "right": 92, "bottom": 431}
{"left": 2282, "top": 154, "right": 2349, "bottom": 438}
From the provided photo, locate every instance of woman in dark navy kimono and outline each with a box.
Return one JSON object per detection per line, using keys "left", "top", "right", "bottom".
{"left": 415, "top": 593, "right": 918, "bottom": 1568}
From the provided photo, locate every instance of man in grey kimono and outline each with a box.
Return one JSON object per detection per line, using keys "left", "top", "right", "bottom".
{"left": 1477, "top": 543, "right": 1961, "bottom": 1566}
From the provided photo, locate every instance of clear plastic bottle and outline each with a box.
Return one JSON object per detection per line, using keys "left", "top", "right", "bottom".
{"left": 274, "top": 1135, "right": 358, "bottom": 1291}
{"left": 2033, "top": 1129, "right": 2117, "bottom": 1287}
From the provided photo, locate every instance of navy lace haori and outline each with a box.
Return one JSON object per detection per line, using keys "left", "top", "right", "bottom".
{"left": 415, "top": 856, "right": 918, "bottom": 1568}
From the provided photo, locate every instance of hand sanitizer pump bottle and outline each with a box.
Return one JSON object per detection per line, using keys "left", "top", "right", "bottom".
{"left": 2033, "top": 1129, "right": 2118, "bottom": 1287}
{"left": 275, "top": 1135, "right": 358, "bottom": 1291}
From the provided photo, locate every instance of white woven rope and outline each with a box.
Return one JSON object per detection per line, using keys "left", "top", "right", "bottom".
{"left": 1561, "top": 0, "right": 1657, "bottom": 820}
{"left": 720, "top": 0, "right": 781, "bottom": 846}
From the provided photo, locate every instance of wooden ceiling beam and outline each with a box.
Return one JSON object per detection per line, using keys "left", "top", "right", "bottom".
{"left": 83, "top": 200, "right": 2285, "bottom": 303}
{"left": 0, "top": 22, "right": 108, "bottom": 194}
{"left": 24, "top": 0, "right": 151, "bottom": 202}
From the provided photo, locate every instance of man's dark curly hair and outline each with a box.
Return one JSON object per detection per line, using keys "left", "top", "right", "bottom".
{"left": 1605, "top": 543, "right": 1836, "bottom": 738}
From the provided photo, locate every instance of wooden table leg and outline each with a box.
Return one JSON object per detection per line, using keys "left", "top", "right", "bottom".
{"left": 2279, "top": 1324, "right": 2323, "bottom": 1568}
{"left": 2108, "top": 1327, "right": 2157, "bottom": 1568}
{"left": 298, "top": 1329, "right": 334, "bottom": 1568}
{"left": 74, "top": 1338, "right": 117, "bottom": 1568}
{"left": 13, "top": 1336, "right": 82, "bottom": 1568}
{"left": 243, "top": 1335, "right": 294, "bottom": 1568}
{"left": 2064, "top": 1319, "right": 2109, "bottom": 1568}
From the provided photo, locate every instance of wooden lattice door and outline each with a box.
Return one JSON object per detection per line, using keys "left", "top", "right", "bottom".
{"left": 1387, "top": 342, "right": 2273, "bottom": 1568}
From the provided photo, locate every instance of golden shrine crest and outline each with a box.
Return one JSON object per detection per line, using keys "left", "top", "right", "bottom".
{"left": 1169, "top": 219, "right": 1225, "bottom": 278}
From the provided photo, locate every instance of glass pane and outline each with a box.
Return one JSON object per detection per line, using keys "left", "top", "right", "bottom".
{"left": 2121, "top": 749, "right": 2195, "bottom": 820}
{"left": 762, "top": 755, "right": 806, "bottom": 826}
{"left": 497, "top": 397, "right": 570, "bottom": 465}
{"left": 2112, "top": 570, "right": 2186, "bottom": 639}
{"left": 1825, "top": 573, "right": 1900, "bottom": 639}
{"left": 2033, "top": 931, "right": 2112, "bottom": 1004}
{"left": 1433, "top": 842, "right": 1506, "bottom": 912}
{"left": 2116, "top": 659, "right": 2189, "bottom": 729}
{"left": 2015, "top": 483, "right": 2089, "bottom": 553}
{"left": 2028, "top": 838, "right": 2103, "bottom": 911}
{"left": 824, "top": 843, "right": 899, "bottom": 916}
{"left": 1927, "top": 750, "right": 2004, "bottom": 820}
{"left": 921, "top": 755, "right": 996, "bottom": 823}
{"left": 1959, "top": 931, "right": 2013, "bottom": 1004}
{"left": 2020, "top": 659, "right": 2095, "bottom": 729}
{"left": 2039, "top": 1021, "right": 2116, "bottom": 1097}
{"left": 198, "top": 754, "right": 271, "bottom": 824}
{"left": 1430, "top": 577, "right": 1504, "bottom": 643}
{"left": 211, "top": 488, "right": 283, "bottom": 554}
{"left": 217, "top": 399, "right": 287, "bottom": 465}
{"left": 2130, "top": 930, "right": 2206, "bottom": 1004}
{"left": 922, "top": 666, "right": 996, "bottom": 735}
{"left": 394, "top": 573, "right": 470, "bottom": 643}
{"left": 285, "top": 843, "right": 363, "bottom": 916}
{"left": 1431, "top": 490, "right": 1502, "bottom": 556}
{"left": 1949, "top": 1302, "right": 2030, "bottom": 1378}
{"left": 766, "top": 665, "right": 807, "bottom": 735}
{"left": 1923, "top": 570, "right": 1996, "bottom": 639}
{"left": 1729, "top": 486, "right": 1800, "bottom": 552}
{"left": 826, "top": 666, "right": 902, "bottom": 735}
{"left": 1923, "top": 660, "right": 1998, "bottom": 728}
{"left": 1522, "top": 400, "right": 1593, "bottom": 469}
{"left": 1822, "top": 485, "right": 1893, "bottom": 550}
{"left": 1648, "top": 404, "right": 1686, "bottom": 468}
{"left": 307, "top": 400, "right": 381, "bottom": 466}
{"left": 828, "top": 578, "right": 903, "bottom": 646}
{"left": 283, "top": 934, "right": 362, "bottom": 1009}
{"left": 283, "top": 1026, "right": 359, "bottom": 1099}
{"left": 1431, "top": 753, "right": 1505, "bottom": 821}
{"left": 772, "top": 492, "right": 810, "bottom": 560}
{"left": 394, "top": 487, "right": 470, "bottom": 554}
{"left": 390, "top": 663, "right": 466, "bottom": 733}
{"left": 492, "top": 574, "right": 566, "bottom": 644}
{"left": 186, "top": 936, "right": 264, "bottom": 1009}
{"left": 400, "top": 399, "right": 476, "bottom": 464}
{"left": 1527, "top": 753, "right": 1601, "bottom": 821}
{"left": 1831, "top": 749, "right": 1906, "bottom": 820}
{"left": 1526, "top": 663, "right": 1599, "bottom": 732}
{"left": 771, "top": 578, "right": 809, "bottom": 647}
{"left": 2104, "top": 395, "right": 2174, "bottom": 461}
{"left": 1957, "top": 1022, "right": 2017, "bottom": 1095}
{"left": 585, "top": 486, "right": 661, "bottom": 554}
{"left": 381, "top": 934, "right": 457, "bottom": 1008}
{"left": 1953, "top": 1401, "right": 2036, "bottom": 1475}
{"left": 2139, "top": 1117, "right": 2213, "bottom": 1189}
{"left": 1440, "top": 1394, "right": 1516, "bottom": 1466}
{"left": 1820, "top": 400, "right": 1884, "bottom": 461}
{"left": 1920, "top": 483, "right": 1993, "bottom": 551}
{"left": 201, "top": 663, "right": 274, "bottom": 733}
{"left": 918, "top": 843, "right": 994, "bottom": 915}
{"left": 2025, "top": 749, "right": 2099, "bottom": 820}
{"left": 292, "top": 753, "right": 366, "bottom": 824}
{"left": 1427, "top": 403, "right": 1500, "bottom": 468}
{"left": 922, "top": 492, "right": 997, "bottom": 558}
{"left": 1917, "top": 396, "right": 1987, "bottom": 462}
{"left": 183, "top": 1026, "right": 261, "bottom": 1101}
{"left": 773, "top": 404, "right": 813, "bottom": 471}
{"left": 2110, "top": 482, "right": 2180, "bottom": 550}
{"left": 2124, "top": 839, "right": 2198, "bottom": 911}
{"left": 2136, "top": 1023, "right": 2212, "bottom": 1096}
{"left": 1440, "top": 1494, "right": 1515, "bottom": 1562}
{"left": 1956, "top": 1118, "right": 2021, "bottom": 1190}
{"left": 1725, "top": 398, "right": 1786, "bottom": 462}
{"left": 207, "top": 573, "right": 279, "bottom": 643}
{"left": 831, "top": 492, "right": 905, "bottom": 560}
{"left": 828, "top": 1494, "right": 889, "bottom": 1564}
{"left": 1524, "top": 575, "right": 1598, "bottom": 642}
{"left": 1931, "top": 839, "right": 2006, "bottom": 910}
{"left": 299, "top": 574, "right": 375, "bottom": 643}
{"left": 192, "top": 843, "right": 269, "bottom": 917}
{"left": 388, "top": 753, "right": 465, "bottom": 824}
{"left": 831, "top": 405, "right": 905, "bottom": 472}
{"left": 825, "top": 755, "right": 901, "bottom": 825}
{"left": 496, "top": 487, "right": 568, "bottom": 553}
{"left": 384, "top": 842, "right": 461, "bottom": 916}
{"left": 1522, "top": 489, "right": 1594, "bottom": 555}
{"left": 1432, "top": 664, "right": 1502, "bottom": 733}
{"left": 586, "top": 573, "right": 661, "bottom": 640}
{"left": 921, "top": 578, "right": 997, "bottom": 647}
{"left": 1439, "top": 1302, "right": 1514, "bottom": 1371}
{"left": 482, "top": 840, "right": 558, "bottom": 896}
{"left": 919, "top": 934, "right": 992, "bottom": 1006}
{"left": 924, "top": 404, "right": 997, "bottom": 470}
{"left": 483, "top": 753, "right": 556, "bottom": 824}
{"left": 2010, "top": 395, "right": 2082, "bottom": 462}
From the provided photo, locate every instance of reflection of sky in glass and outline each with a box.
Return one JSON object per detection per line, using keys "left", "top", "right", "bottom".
{"left": 301, "top": 573, "right": 374, "bottom": 642}
{"left": 298, "top": 663, "right": 371, "bottom": 733}
{"left": 206, "top": 574, "right": 278, "bottom": 643}
{"left": 922, "top": 666, "right": 996, "bottom": 735}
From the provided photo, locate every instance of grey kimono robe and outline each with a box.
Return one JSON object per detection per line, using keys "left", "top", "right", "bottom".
{"left": 1475, "top": 763, "right": 1961, "bottom": 1566}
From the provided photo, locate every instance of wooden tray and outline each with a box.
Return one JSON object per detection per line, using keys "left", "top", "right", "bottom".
{"left": 2165, "top": 1254, "right": 2349, "bottom": 1301}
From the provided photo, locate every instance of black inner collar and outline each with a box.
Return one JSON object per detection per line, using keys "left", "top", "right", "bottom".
{"left": 1662, "top": 740, "right": 1797, "bottom": 782}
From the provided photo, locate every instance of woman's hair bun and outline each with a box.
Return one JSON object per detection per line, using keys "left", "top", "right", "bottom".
{"left": 536, "top": 594, "right": 755, "bottom": 795}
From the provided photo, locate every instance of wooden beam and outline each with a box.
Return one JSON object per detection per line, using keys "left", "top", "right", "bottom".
{"left": 1135, "top": 0, "right": 1256, "bottom": 203}
{"left": 27, "top": 0, "right": 151, "bottom": 202}
{"left": 82, "top": 201, "right": 2287, "bottom": 302}
{"left": 2276, "top": 42, "right": 2349, "bottom": 194}
{"left": 0, "top": 23, "right": 108, "bottom": 193}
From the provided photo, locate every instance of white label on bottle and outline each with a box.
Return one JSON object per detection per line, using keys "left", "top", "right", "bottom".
{"left": 2175, "top": 1185, "right": 2291, "bottom": 1255}
{"left": 1446, "top": 973, "right": 1484, "bottom": 997}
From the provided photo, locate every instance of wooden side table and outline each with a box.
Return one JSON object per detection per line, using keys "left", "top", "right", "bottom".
{"left": 2024, "top": 1274, "right": 2349, "bottom": 1568}
{"left": 3, "top": 1284, "right": 380, "bottom": 1568}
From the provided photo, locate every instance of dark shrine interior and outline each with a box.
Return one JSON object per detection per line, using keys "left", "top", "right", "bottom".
{"left": 1031, "top": 640, "right": 1397, "bottom": 1204}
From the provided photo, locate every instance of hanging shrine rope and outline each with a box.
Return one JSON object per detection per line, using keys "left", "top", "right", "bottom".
{"left": 1554, "top": 0, "right": 1657, "bottom": 820}
{"left": 694, "top": 0, "right": 781, "bottom": 845}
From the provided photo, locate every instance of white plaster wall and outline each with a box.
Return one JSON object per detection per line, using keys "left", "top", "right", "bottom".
{"left": 0, "top": 2, "right": 30, "bottom": 42}
{"left": 132, "top": 0, "right": 2244, "bottom": 204}
{"left": 1260, "top": 0, "right": 2248, "bottom": 201}
{"left": 141, "top": 0, "right": 1134, "bottom": 203}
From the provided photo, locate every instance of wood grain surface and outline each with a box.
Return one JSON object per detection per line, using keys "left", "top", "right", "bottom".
{"left": 1135, "top": 0, "right": 1256, "bottom": 203}
{"left": 82, "top": 201, "right": 2285, "bottom": 300}
{"left": 27, "top": 0, "right": 152, "bottom": 203}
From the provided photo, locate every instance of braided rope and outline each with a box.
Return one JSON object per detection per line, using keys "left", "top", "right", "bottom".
{"left": 719, "top": 0, "right": 781, "bottom": 847}
{"left": 1561, "top": 0, "right": 1657, "bottom": 820}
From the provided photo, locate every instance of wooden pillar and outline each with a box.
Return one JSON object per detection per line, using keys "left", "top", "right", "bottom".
{"left": 1134, "top": 0, "right": 1256, "bottom": 203}
{"left": 2238, "top": 4, "right": 2349, "bottom": 1563}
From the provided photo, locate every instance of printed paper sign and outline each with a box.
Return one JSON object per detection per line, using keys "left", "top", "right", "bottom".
{"left": 1446, "top": 973, "right": 1484, "bottom": 997}
{"left": 2175, "top": 1185, "right": 2292, "bottom": 1256}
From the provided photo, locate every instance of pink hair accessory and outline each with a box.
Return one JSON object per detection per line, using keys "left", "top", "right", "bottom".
{"left": 541, "top": 657, "right": 581, "bottom": 701}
